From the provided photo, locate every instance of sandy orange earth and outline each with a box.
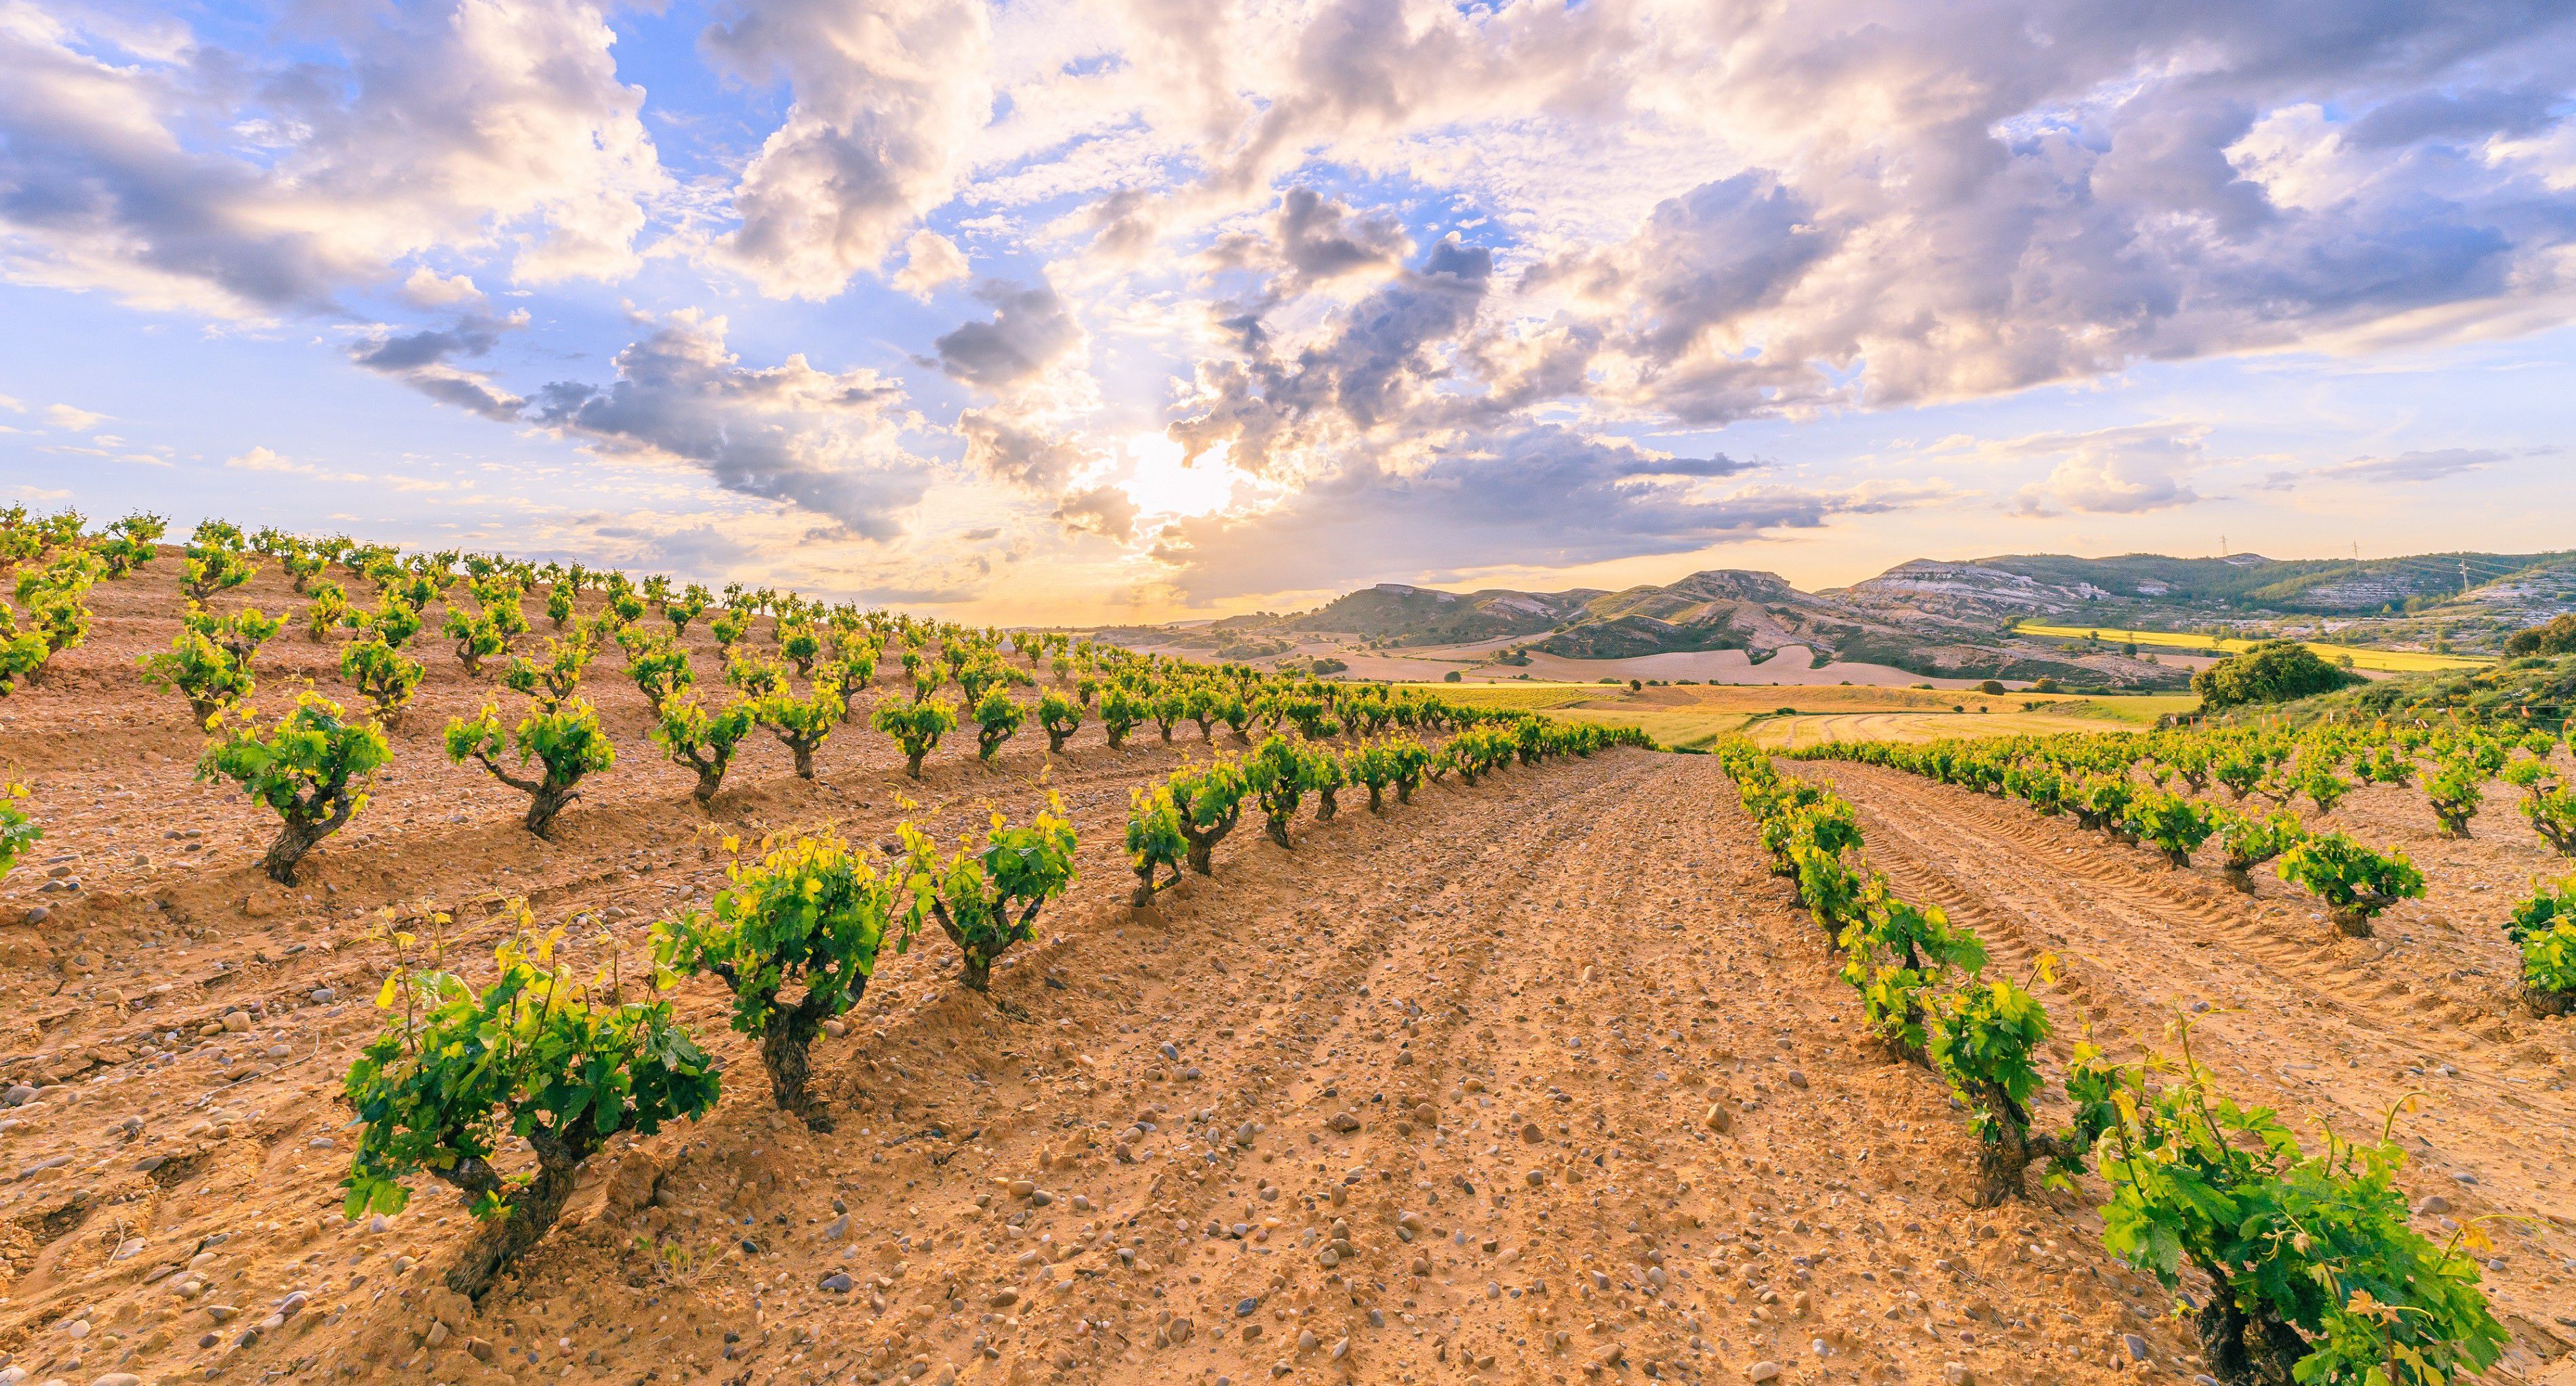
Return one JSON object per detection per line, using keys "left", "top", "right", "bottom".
{"left": 0, "top": 560, "right": 2567, "bottom": 1386}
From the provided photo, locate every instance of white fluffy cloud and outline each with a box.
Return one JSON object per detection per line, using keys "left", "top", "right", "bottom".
{"left": 706, "top": 0, "right": 993, "bottom": 300}
{"left": 0, "top": 0, "right": 664, "bottom": 316}
{"left": 527, "top": 310, "right": 933, "bottom": 539}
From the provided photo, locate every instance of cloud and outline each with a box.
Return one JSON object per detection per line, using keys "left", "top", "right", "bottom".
{"left": 2000, "top": 428, "right": 2213, "bottom": 517}
{"left": 1146, "top": 425, "right": 1870, "bottom": 598}
{"left": 891, "top": 230, "right": 969, "bottom": 298}
{"left": 707, "top": 0, "right": 992, "bottom": 300}
{"left": 1204, "top": 187, "right": 1409, "bottom": 300}
{"left": 44, "top": 405, "right": 107, "bottom": 430}
{"left": 1170, "top": 237, "right": 1495, "bottom": 474}
{"left": 1055, "top": 485, "right": 1142, "bottom": 542}
{"left": 957, "top": 405, "right": 1102, "bottom": 492}
{"left": 2321, "top": 447, "right": 2508, "bottom": 483}
{"left": 0, "top": 0, "right": 664, "bottom": 317}
{"left": 527, "top": 309, "right": 931, "bottom": 537}
{"left": 933, "top": 278, "right": 1084, "bottom": 389}
{"left": 348, "top": 311, "right": 531, "bottom": 420}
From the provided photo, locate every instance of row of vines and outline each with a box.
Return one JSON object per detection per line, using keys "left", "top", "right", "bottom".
{"left": 1716, "top": 741, "right": 2509, "bottom": 1386}
{"left": 0, "top": 503, "right": 1655, "bottom": 1308}
{"left": 1787, "top": 720, "right": 2576, "bottom": 1015}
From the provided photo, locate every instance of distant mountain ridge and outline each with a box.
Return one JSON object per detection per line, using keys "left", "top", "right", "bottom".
{"left": 1126, "top": 548, "right": 2576, "bottom": 687}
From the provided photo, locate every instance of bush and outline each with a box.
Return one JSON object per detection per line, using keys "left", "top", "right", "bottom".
{"left": 2212, "top": 807, "right": 2304, "bottom": 893}
{"left": 1443, "top": 670, "right": 1462, "bottom": 683}
{"left": 1165, "top": 759, "right": 1248, "bottom": 875}
{"left": 197, "top": 693, "right": 390, "bottom": 884}
{"left": 973, "top": 686, "right": 1025, "bottom": 762}
{"left": 1929, "top": 975, "right": 2118, "bottom": 1207}
{"left": 2276, "top": 832, "right": 2423, "bottom": 937}
{"left": 1100, "top": 685, "right": 1145, "bottom": 748}
{"left": 2192, "top": 640, "right": 2365, "bottom": 708}
{"left": 624, "top": 636, "right": 694, "bottom": 717}
{"left": 1125, "top": 785, "right": 1188, "bottom": 904}
{"left": 0, "top": 783, "right": 40, "bottom": 881}
{"left": 342, "top": 922, "right": 719, "bottom": 1299}
{"left": 443, "top": 605, "right": 507, "bottom": 676}
{"left": 872, "top": 697, "right": 957, "bottom": 779}
{"left": 1977, "top": 679, "right": 2005, "bottom": 695}
{"left": 756, "top": 682, "right": 843, "bottom": 779}
{"left": 1038, "top": 689, "right": 1082, "bottom": 752}
{"left": 2123, "top": 789, "right": 2216, "bottom": 868}
{"left": 2096, "top": 1039, "right": 2505, "bottom": 1386}
{"left": 339, "top": 637, "right": 425, "bottom": 726}
{"left": 653, "top": 697, "right": 756, "bottom": 804}
{"left": 302, "top": 581, "right": 351, "bottom": 640}
{"left": 655, "top": 833, "right": 908, "bottom": 1126}
{"left": 2423, "top": 756, "right": 2487, "bottom": 838}
{"left": 903, "top": 798, "right": 1078, "bottom": 994}
{"left": 446, "top": 697, "right": 616, "bottom": 838}
{"left": 506, "top": 636, "right": 595, "bottom": 709}
{"left": 139, "top": 628, "right": 254, "bottom": 723}
{"left": 2503, "top": 613, "right": 2576, "bottom": 657}
{"left": 1243, "top": 735, "right": 1310, "bottom": 848}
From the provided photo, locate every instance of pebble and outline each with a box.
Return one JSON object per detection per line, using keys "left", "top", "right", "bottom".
{"left": 2, "top": 1086, "right": 33, "bottom": 1107}
{"left": 2124, "top": 1333, "right": 2150, "bottom": 1361}
{"left": 824, "top": 1215, "right": 850, "bottom": 1240}
{"left": 2416, "top": 1195, "right": 2451, "bottom": 1215}
{"left": 20, "top": 905, "right": 44, "bottom": 924}
{"left": 1234, "top": 1297, "right": 1261, "bottom": 1318}
{"left": 1944, "top": 1364, "right": 1973, "bottom": 1386}
{"left": 308, "top": 987, "right": 336, "bottom": 1004}
{"left": 1784, "top": 1071, "right": 1807, "bottom": 1089}
{"left": 1747, "top": 1363, "right": 1782, "bottom": 1383}
{"left": 1158, "top": 1041, "right": 1180, "bottom": 1062}
{"left": 1525, "top": 1168, "right": 1545, "bottom": 1187}
{"left": 820, "top": 1273, "right": 853, "bottom": 1293}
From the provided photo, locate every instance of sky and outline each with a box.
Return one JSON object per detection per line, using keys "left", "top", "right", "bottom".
{"left": 2, "top": 0, "right": 2573, "bottom": 621}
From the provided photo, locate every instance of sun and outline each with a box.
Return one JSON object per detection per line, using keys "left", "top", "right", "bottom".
{"left": 1117, "top": 432, "right": 1239, "bottom": 519}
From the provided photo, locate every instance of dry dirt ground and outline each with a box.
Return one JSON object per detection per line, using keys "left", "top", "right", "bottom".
{"left": 0, "top": 561, "right": 2569, "bottom": 1386}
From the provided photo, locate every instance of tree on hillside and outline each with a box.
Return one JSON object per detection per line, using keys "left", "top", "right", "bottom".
{"left": 2190, "top": 640, "right": 2364, "bottom": 708}
{"left": 2505, "top": 613, "right": 2576, "bottom": 657}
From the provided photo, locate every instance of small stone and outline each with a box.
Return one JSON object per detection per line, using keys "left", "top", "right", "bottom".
{"left": 1, "top": 1086, "right": 33, "bottom": 1107}
{"left": 221, "top": 1011, "right": 251, "bottom": 1032}
{"left": 308, "top": 987, "right": 336, "bottom": 1004}
{"left": 1519, "top": 1121, "right": 1542, "bottom": 1142}
{"left": 20, "top": 905, "right": 45, "bottom": 925}
{"left": 1007, "top": 1179, "right": 1035, "bottom": 1200}
{"left": 1326, "top": 1112, "right": 1361, "bottom": 1133}
{"left": 1234, "top": 1297, "right": 1261, "bottom": 1317}
{"left": 1944, "top": 1364, "right": 1973, "bottom": 1386}
{"left": 1702, "top": 1103, "right": 1732, "bottom": 1133}
{"left": 1525, "top": 1168, "right": 1545, "bottom": 1187}
{"left": 425, "top": 1322, "right": 450, "bottom": 1347}
{"left": 2450, "top": 1172, "right": 2477, "bottom": 1185}
{"left": 1070, "top": 1194, "right": 1091, "bottom": 1212}
{"left": 1030, "top": 1189, "right": 1054, "bottom": 1207}
{"left": 467, "top": 1337, "right": 497, "bottom": 1363}
{"left": 203, "top": 1307, "right": 239, "bottom": 1323}
{"left": 824, "top": 1214, "right": 850, "bottom": 1240}
{"left": 1158, "top": 1041, "right": 1180, "bottom": 1061}
{"left": 820, "top": 1273, "right": 853, "bottom": 1293}
{"left": 2124, "top": 1333, "right": 2150, "bottom": 1362}
{"left": 1747, "top": 1362, "right": 1782, "bottom": 1382}
{"left": 91, "top": 1374, "right": 146, "bottom": 1386}
{"left": 988, "top": 1289, "right": 1019, "bottom": 1308}
{"left": 822, "top": 1019, "right": 847, "bottom": 1038}
{"left": 1784, "top": 1070, "right": 1808, "bottom": 1090}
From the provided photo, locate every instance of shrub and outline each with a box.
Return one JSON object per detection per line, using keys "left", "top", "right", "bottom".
{"left": 2212, "top": 807, "right": 2304, "bottom": 893}
{"left": 653, "top": 697, "right": 756, "bottom": 805}
{"left": 2192, "top": 640, "right": 2365, "bottom": 708}
{"left": 1977, "top": 679, "right": 2006, "bottom": 695}
{"left": 710, "top": 606, "right": 750, "bottom": 650}
{"left": 139, "top": 628, "right": 255, "bottom": 723}
{"left": 2276, "top": 832, "right": 2424, "bottom": 937}
{"left": 780, "top": 623, "right": 822, "bottom": 676}
{"left": 1125, "top": 785, "right": 1187, "bottom": 905}
{"left": 972, "top": 686, "right": 1024, "bottom": 762}
{"left": 2518, "top": 777, "right": 2576, "bottom": 857}
{"left": 197, "top": 693, "right": 390, "bottom": 884}
{"left": 902, "top": 798, "right": 1078, "bottom": 994}
{"left": 724, "top": 649, "right": 786, "bottom": 697}
{"left": 443, "top": 605, "right": 506, "bottom": 676}
{"left": 2423, "top": 756, "right": 2487, "bottom": 838}
{"left": 2096, "top": 1039, "right": 2505, "bottom": 1386}
{"left": 1165, "top": 759, "right": 1247, "bottom": 875}
{"left": 488, "top": 640, "right": 590, "bottom": 720}
{"left": 342, "top": 924, "right": 719, "bottom": 1299}
{"left": 365, "top": 595, "right": 423, "bottom": 648}
{"left": 655, "top": 834, "right": 908, "bottom": 1126}
{"left": 1838, "top": 880, "right": 1986, "bottom": 1062}
{"left": 1308, "top": 743, "right": 1347, "bottom": 820}
{"left": 446, "top": 697, "right": 616, "bottom": 838}
{"left": 1100, "top": 685, "right": 1145, "bottom": 748}
{"left": 1928, "top": 974, "right": 2118, "bottom": 1206}
{"left": 1037, "top": 689, "right": 1082, "bottom": 752}
{"left": 624, "top": 636, "right": 694, "bottom": 717}
{"left": 2503, "top": 613, "right": 2576, "bottom": 657}
{"left": 2298, "top": 762, "right": 2352, "bottom": 815}
{"left": 339, "top": 637, "right": 424, "bottom": 726}
{"left": 872, "top": 697, "right": 957, "bottom": 779}
{"left": 666, "top": 584, "right": 709, "bottom": 638}
{"left": 757, "top": 682, "right": 843, "bottom": 779}
{"left": 1243, "top": 735, "right": 1310, "bottom": 848}
{"left": 2123, "top": 789, "right": 2216, "bottom": 868}
{"left": 180, "top": 540, "right": 258, "bottom": 604}
{"left": 0, "top": 785, "right": 37, "bottom": 880}
{"left": 545, "top": 582, "right": 576, "bottom": 628}
{"left": 303, "top": 581, "right": 352, "bottom": 640}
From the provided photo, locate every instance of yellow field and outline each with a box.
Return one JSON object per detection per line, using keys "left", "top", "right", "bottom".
{"left": 1396, "top": 680, "right": 2195, "bottom": 750}
{"left": 2012, "top": 621, "right": 2487, "bottom": 672}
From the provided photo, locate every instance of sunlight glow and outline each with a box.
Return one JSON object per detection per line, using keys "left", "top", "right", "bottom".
{"left": 1118, "top": 432, "right": 1239, "bottom": 518}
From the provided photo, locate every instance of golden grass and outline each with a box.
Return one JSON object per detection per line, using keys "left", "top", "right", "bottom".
{"left": 2012, "top": 622, "right": 2488, "bottom": 672}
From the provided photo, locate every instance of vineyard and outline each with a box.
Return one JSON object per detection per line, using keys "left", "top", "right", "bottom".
{"left": 0, "top": 506, "right": 2569, "bottom": 1386}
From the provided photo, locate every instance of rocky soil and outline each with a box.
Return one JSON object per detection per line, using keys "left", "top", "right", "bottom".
{"left": 0, "top": 558, "right": 2567, "bottom": 1386}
